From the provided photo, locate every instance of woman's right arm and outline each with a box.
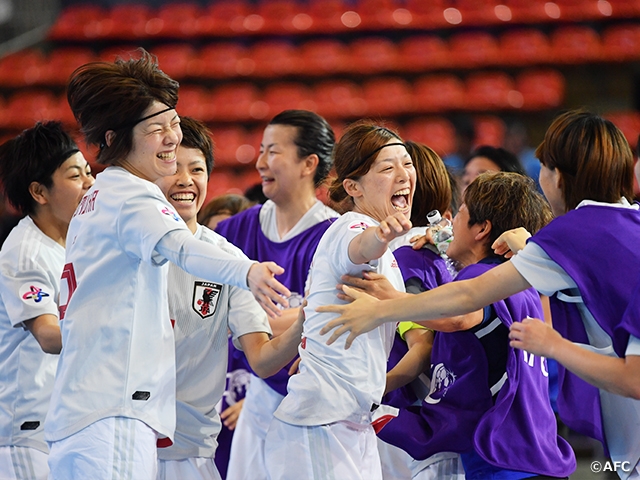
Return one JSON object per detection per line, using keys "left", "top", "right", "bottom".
{"left": 318, "top": 261, "right": 531, "bottom": 348}
{"left": 156, "top": 230, "right": 291, "bottom": 315}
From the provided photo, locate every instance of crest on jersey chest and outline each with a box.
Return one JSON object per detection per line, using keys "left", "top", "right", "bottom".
{"left": 192, "top": 281, "right": 222, "bottom": 318}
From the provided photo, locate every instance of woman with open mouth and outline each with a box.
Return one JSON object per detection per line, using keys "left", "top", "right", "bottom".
{"left": 262, "top": 121, "right": 415, "bottom": 480}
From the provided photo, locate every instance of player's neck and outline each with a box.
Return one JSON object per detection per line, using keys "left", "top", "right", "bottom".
{"left": 273, "top": 192, "right": 316, "bottom": 238}
{"left": 30, "top": 212, "right": 67, "bottom": 247}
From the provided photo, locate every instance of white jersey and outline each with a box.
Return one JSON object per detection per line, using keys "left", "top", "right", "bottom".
{"left": 159, "top": 225, "right": 271, "bottom": 461}
{"left": 45, "top": 167, "right": 203, "bottom": 442}
{"left": 258, "top": 199, "right": 339, "bottom": 243}
{"left": 0, "top": 216, "right": 62, "bottom": 453}
{"left": 275, "top": 212, "right": 403, "bottom": 426}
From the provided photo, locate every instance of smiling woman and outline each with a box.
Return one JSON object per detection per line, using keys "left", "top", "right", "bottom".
{"left": 44, "top": 49, "right": 292, "bottom": 480}
{"left": 262, "top": 121, "right": 414, "bottom": 480}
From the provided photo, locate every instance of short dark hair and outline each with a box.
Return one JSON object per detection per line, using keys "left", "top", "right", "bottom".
{"left": 198, "top": 193, "right": 251, "bottom": 225}
{"left": 404, "top": 141, "right": 452, "bottom": 227}
{"left": 536, "top": 109, "right": 634, "bottom": 211}
{"left": 0, "top": 121, "right": 79, "bottom": 216}
{"left": 67, "top": 48, "right": 179, "bottom": 166}
{"left": 269, "top": 110, "right": 335, "bottom": 186}
{"left": 464, "top": 171, "right": 553, "bottom": 250}
{"left": 329, "top": 121, "right": 403, "bottom": 206}
{"left": 179, "top": 117, "right": 215, "bottom": 176}
{"left": 465, "top": 145, "right": 525, "bottom": 175}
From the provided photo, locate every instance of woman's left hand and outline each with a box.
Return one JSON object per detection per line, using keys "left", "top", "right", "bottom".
{"left": 509, "top": 316, "right": 561, "bottom": 358}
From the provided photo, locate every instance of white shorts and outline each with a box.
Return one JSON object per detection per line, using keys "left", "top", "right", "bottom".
{"left": 226, "top": 375, "right": 283, "bottom": 480}
{"left": 264, "top": 417, "right": 382, "bottom": 480}
{"left": 377, "top": 438, "right": 464, "bottom": 480}
{"left": 47, "top": 417, "right": 157, "bottom": 480}
{"left": 157, "top": 457, "right": 221, "bottom": 480}
{"left": 0, "top": 446, "right": 49, "bottom": 480}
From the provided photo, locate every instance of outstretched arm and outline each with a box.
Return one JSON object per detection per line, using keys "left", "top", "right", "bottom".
{"left": 318, "top": 261, "right": 530, "bottom": 348}
{"left": 238, "top": 306, "right": 305, "bottom": 378}
{"left": 509, "top": 317, "right": 640, "bottom": 399}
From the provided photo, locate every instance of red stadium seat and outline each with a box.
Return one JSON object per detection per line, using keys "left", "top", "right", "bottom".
{"left": 37, "top": 48, "right": 96, "bottom": 86}
{"left": 412, "top": 75, "right": 465, "bottom": 113}
{"left": 602, "top": 24, "right": 640, "bottom": 62}
{"left": 347, "top": 37, "right": 399, "bottom": 74}
{"left": 465, "top": 72, "right": 517, "bottom": 110}
{"left": 213, "top": 126, "right": 249, "bottom": 167}
{"left": 48, "top": 5, "right": 105, "bottom": 41}
{"left": 191, "top": 43, "right": 248, "bottom": 79}
{"left": 262, "top": 82, "right": 316, "bottom": 119}
{"left": 149, "top": 44, "right": 196, "bottom": 80}
{"left": 197, "top": 1, "right": 250, "bottom": 36}
{"left": 0, "top": 49, "right": 45, "bottom": 87}
{"left": 397, "top": 35, "right": 451, "bottom": 71}
{"left": 604, "top": 111, "right": 640, "bottom": 147}
{"left": 515, "top": 69, "right": 565, "bottom": 110}
{"left": 299, "top": 39, "right": 349, "bottom": 75}
{"left": 499, "top": 29, "right": 551, "bottom": 66}
{"left": 102, "top": 4, "right": 152, "bottom": 40}
{"left": 210, "top": 83, "right": 261, "bottom": 121}
{"left": 313, "top": 80, "right": 366, "bottom": 120}
{"left": 362, "top": 77, "right": 412, "bottom": 117}
{"left": 176, "top": 86, "right": 214, "bottom": 122}
{"left": 403, "top": 0, "right": 449, "bottom": 29}
{"left": 250, "top": 41, "right": 299, "bottom": 77}
{"left": 550, "top": 26, "right": 603, "bottom": 64}
{"left": 448, "top": 32, "right": 499, "bottom": 68}
{"left": 147, "top": 3, "right": 200, "bottom": 38}
{"left": 506, "top": 0, "right": 560, "bottom": 24}
{"left": 207, "top": 168, "right": 243, "bottom": 199}
{"left": 355, "top": 0, "right": 398, "bottom": 29}
{"left": 305, "top": 0, "right": 348, "bottom": 34}
{"left": 402, "top": 117, "right": 456, "bottom": 157}
{"left": 474, "top": 115, "right": 506, "bottom": 146}
{"left": 5, "top": 90, "right": 58, "bottom": 130}
{"left": 256, "top": 0, "right": 302, "bottom": 34}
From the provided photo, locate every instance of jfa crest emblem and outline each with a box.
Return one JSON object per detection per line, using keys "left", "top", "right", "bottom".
{"left": 192, "top": 281, "right": 222, "bottom": 318}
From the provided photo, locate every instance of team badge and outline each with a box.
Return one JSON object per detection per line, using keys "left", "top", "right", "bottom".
{"left": 158, "top": 204, "right": 181, "bottom": 222}
{"left": 19, "top": 283, "right": 52, "bottom": 306}
{"left": 192, "top": 281, "right": 222, "bottom": 318}
{"left": 348, "top": 220, "right": 372, "bottom": 232}
{"left": 425, "top": 363, "right": 456, "bottom": 404}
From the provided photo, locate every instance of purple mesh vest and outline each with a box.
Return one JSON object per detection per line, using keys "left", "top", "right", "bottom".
{"left": 215, "top": 205, "right": 335, "bottom": 395}
{"left": 529, "top": 203, "right": 640, "bottom": 450}
{"left": 378, "top": 260, "right": 576, "bottom": 478}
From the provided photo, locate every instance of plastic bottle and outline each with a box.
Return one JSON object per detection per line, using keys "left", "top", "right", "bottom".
{"left": 426, "top": 210, "right": 453, "bottom": 255}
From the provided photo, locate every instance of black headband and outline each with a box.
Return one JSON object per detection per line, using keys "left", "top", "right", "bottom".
{"left": 101, "top": 106, "right": 175, "bottom": 149}
{"left": 360, "top": 142, "right": 406, "bottom": 164}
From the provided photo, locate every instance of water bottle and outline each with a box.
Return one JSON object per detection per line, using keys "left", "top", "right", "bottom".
{"left": 426, "top": 210, "right": 453, "bottom": 255}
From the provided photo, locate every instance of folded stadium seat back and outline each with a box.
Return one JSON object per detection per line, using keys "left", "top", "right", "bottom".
{"left": 499, "top": 28, "right": 551, "bottom": 67}
{"left": 48, "top": 4, "right": 105, "bottom": 40}
{"left": 262, "top": 82, "right": 316, "bottom": 119}
{"left": 299, "top": 39, "right": 349, "bottom": 75}
{"left": 150, "top": 44, "right": 196, "bottom": 80}
{"left": 448, "top": 31, "right": 499, "bottom": 69}
{"left": 550, "top": 25, "right": 603, "bottom": 64}
{"left": 362, "top": 77, "right": 413, "bottom": 117}
{"left": 397, "top": 35, "right": 451, "bottom": 72}
{"left": 210, "top": 83, "right": 261, "bottom": 122}
{"left": 148, "top": 3, "right": 200, "bottom": 38}
{"left": 103, "top": 4, "right": 153, "bottom": 41}
{"left": 402, "top": 117, "right": 456, "bottom": 157}
{"left": 474, "top": 115, "right": 507, "bottom": 146}
{"left": 515, "top": 69, "right": 565, "bottom": 110}
{"left": 412, "top": 74, "right": 465, "bottom": 113}
{"left": 0, "top": 49, "right": 45, "bottom": 87}
{"left": 250, "top": 41, "right": 300, "bottom": 77}
{"left": 5, "top": 90, "right": 58, "bottom": 130}
{"left": 465, "top": 71, "right": 517, "bottom": 110}
{"left": 196, "top": 1, "right": 250, "bottom": 36}
{"left": 313, "top": 80, "right": 366, "bottom": 120}
{"left": 347, "top": 37, "right": 399, "bottom": 74}
{"left": 192, "top": 43, "right": 248, "bottom": 79}
{"left": 601, "top": 24, "right": 640, "bottom": 61}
